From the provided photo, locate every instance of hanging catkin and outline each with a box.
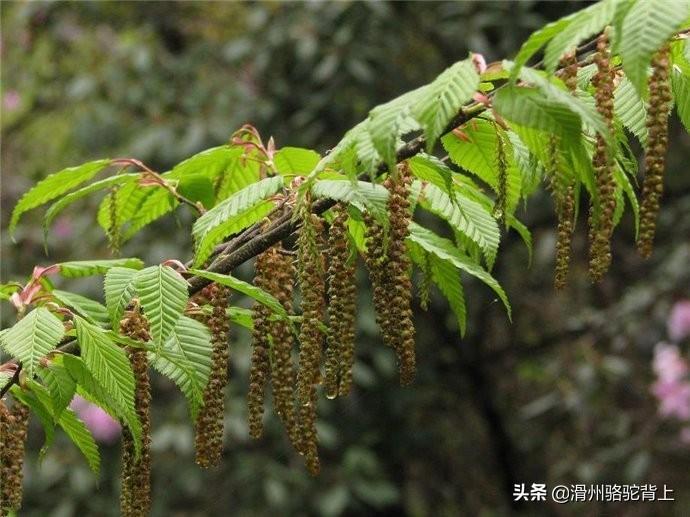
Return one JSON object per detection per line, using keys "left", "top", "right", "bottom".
{"left": 266, "top": 247, "right": 302, "bottom": 451}
{"left": 0, "top": 398, "right": 29, "bottom": 514}
{"left": 388, "top": 164, "right": 416, "bottom": 384}
{"left": 247, "top": 250, "right": 272, "bottom": 439}
{"left": 296, "top": 206, "right": 327, "bottom": 476}
{"left": 553, "top": 52, "right": 578, "bottom": 290}
{"left": 588, "top": 32, "right": 617, "bottom": 282}
{"left": 119, "top": 308, "right": 152, "bottom": 517}
{"left": 324, "top": 204, "right": 357, "bottom": 398}
{"left": 194, "top": 283, "right": 231, "bottom": 468}
{"left": 637, "top": 45, "right": 672, "bottom": 258}
{"left": 364, "top": 163, "right": 416, "bottom": 385}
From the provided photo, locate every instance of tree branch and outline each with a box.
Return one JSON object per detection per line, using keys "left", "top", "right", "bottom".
{"left": 0, "top": 32, "right": 620, "bottom": 399}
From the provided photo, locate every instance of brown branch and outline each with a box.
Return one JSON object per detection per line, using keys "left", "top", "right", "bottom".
{"left": 0, "top": 30, "right": 636, "bottom": 400}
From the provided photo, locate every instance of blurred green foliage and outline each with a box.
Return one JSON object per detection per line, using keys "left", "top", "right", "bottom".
{"left": 2, "top": 1, "right": 690, "bottom": 516}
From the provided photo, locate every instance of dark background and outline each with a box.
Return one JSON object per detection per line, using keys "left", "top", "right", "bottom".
{"left": 2, "top": 1, "right": 690, "bottom": 515}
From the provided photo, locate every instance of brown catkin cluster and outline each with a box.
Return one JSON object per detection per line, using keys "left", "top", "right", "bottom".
{"left": 588, "top": 32, "right": 617, "bottom": 282}
{"left": 324, "top": 204, "right": 357, "bottom": 398}
{"left": 554, "top": 184, "right": 576, "bottom": 290}
{"left": 296, "top": 208, "right": 327, "bottom": 476}
{"left": 637, "top": 46, "right": 672, "bottom": 258}
{"left": 494, "top": 131, "right": 508, "bottom": 226}
{"left": 364, "top": 163, "right": 416, "bottom": 385}
{"left": 195, "top": 283, "right": 231, "bottom": 469}
{"left": 553, "top": 52, "right": 579, "bottom": 290}
{"left": 558, "top": 51, "right": 579, "bottom": 92}
{"left": 265, "top": 247, "right": 302, "bottom": 450}
{"left": 248, "top": 251, "right": 272, "bottom": 439}
{"left": 119, "top": 309, "right": 152, "bottom": 517}
{"left": 0, "top": 398, "right": 29, "bottom": 514}
{"left": 248, "top": 244, "right": 300, "bottom": 447}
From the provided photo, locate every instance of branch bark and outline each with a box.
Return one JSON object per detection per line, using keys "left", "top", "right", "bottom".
{"left": 0, "top": 35, "right": 607, "bottom": 399}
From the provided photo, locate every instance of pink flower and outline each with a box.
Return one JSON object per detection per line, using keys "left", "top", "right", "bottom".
{"left": 653, "top": 343, "right": 689, "bottom": 382}
{"left": 668, "top": 300, "right": 690, "bottom": 342}
{"left": 3, "top": 90, "right": 20, "bottom": 111}
{"left": 70, "top": 396, "right": 121, "bottom": 444}
{"left": 652, "top": 379, "right": 690, "bottom": 420}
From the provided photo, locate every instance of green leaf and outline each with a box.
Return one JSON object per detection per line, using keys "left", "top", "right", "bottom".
{"left": 96, "top": 179, "right": 178, "bottom": 243}
{"left": 614, "top": 160, "right": 640, "bottom": 238}
{"left": 440, "top": 119, "right": 522, "bottom": 213}
{"left": 507, "top": 131, "right": 541, "bottom": 197}
{"left": 274, "top": 147, "right": 321, "bottom": 175}
{"left": 417, "top": 182, "right": 500, "bottom": 268}
{"left": 543, "top": 0, "right": 616, "bottom": 72}
{"left": 346, "top": 207, "right": 368, "bottom": 253}
{"left": 10, "top": 159, "right": 111, "bottom": 234}
{"left": 192, "top": 176, "right": 284, "bottom": 266}
{"left": 215, "top": 147, "right": 261, "bottom": 201}
{"left": 431, "top": 255, "right": 466, "bottom": 336}
{"left": 43, "top": 173, "right": 138, "bottom": 239}
{"left": 57, "top": 407, "right": 101, "bottom": 474}
{"left": 227, "top": 306, "right": 253, "bottom": 330}
{"left": 10, "top": 385, "right": 56, "bottom": 455}
{"left": 611, "top": 0, "right": 636, "bottom": 54}
{"left": 410, "top": 246, "right": 467, "bottom": 336}
{"left": 96, "top": 178, "right": 138, "bottom": 234}
{"left": 672, "top": 67, "right": 690, "bottom": 132}
{"left": 40, "top": 361, "right": 76, "bottom": 418}
{"left": 310, "top": 180, "right": 389, "bottom": 223}
{"left": 133, "top": 266, "right": 189, "bottom": 349}
{"left": 413, "top": 58, "right": 479, "bottom": 150}
{"left": 406, "top": 223, "right": 511, "bottom": 319}
{"left": 614, "top": 76, "right": 648, "bottom": 143}
{"left": 510, "top": 12, "right": 577, "bottom": 81}
{"left": 0, "top": 283, "right": 20, "bottom": 301}
{"left": 52, "top": 290, "right": 110, "bottom": 327}
{"left": 517, "top": 65, "right": 611, "bottom": 139}
{"left": 352, "top": 121, "right": 382, "bottom": 177}
{"left": 149, "top": 316, "right": 212, "bottom": 418}
{"left": 75, "top": 316, "right": 136, "bottom": 422}
{"left": 0, "top": 308, "right": 64, "bottom": 377}
{"left": 171, "top": 145, "right": 237, "bottom": 182}
{"left": 368, "top": 86, "right": 428, "bottom": 170}
{"left": 104, "top": 266, "right": 139, "bottom": 328}
{"left": 178, "top": 174, "right": 215, "bottom": 210}
{"left": 188, "top": 269, "right": 288, "bottom": 319}
{"left": 122, "top": 187, "right": 178, "bottom": 240}
{"left": 506, "top": 214, "right": 534, "bottom": 265}
{"left": 408, "top": 154, "right": 456, "bottom": 199}
{"left": 494, "top": 86, "right": 582, "bottom": 142}
{"left": 62, "top": 354, "right": 141, "bottom": 453}
{"left": 620, "top": 0, "right": 690, "bottom": 97}
{"left": 25, "top": 377, "right": 100, "bottom": 473}
{"left": 0, "top": 371, "right": 13, "bottom": 392}
{"left": 58, "top": 258, "right": 144, "bottom": 278}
